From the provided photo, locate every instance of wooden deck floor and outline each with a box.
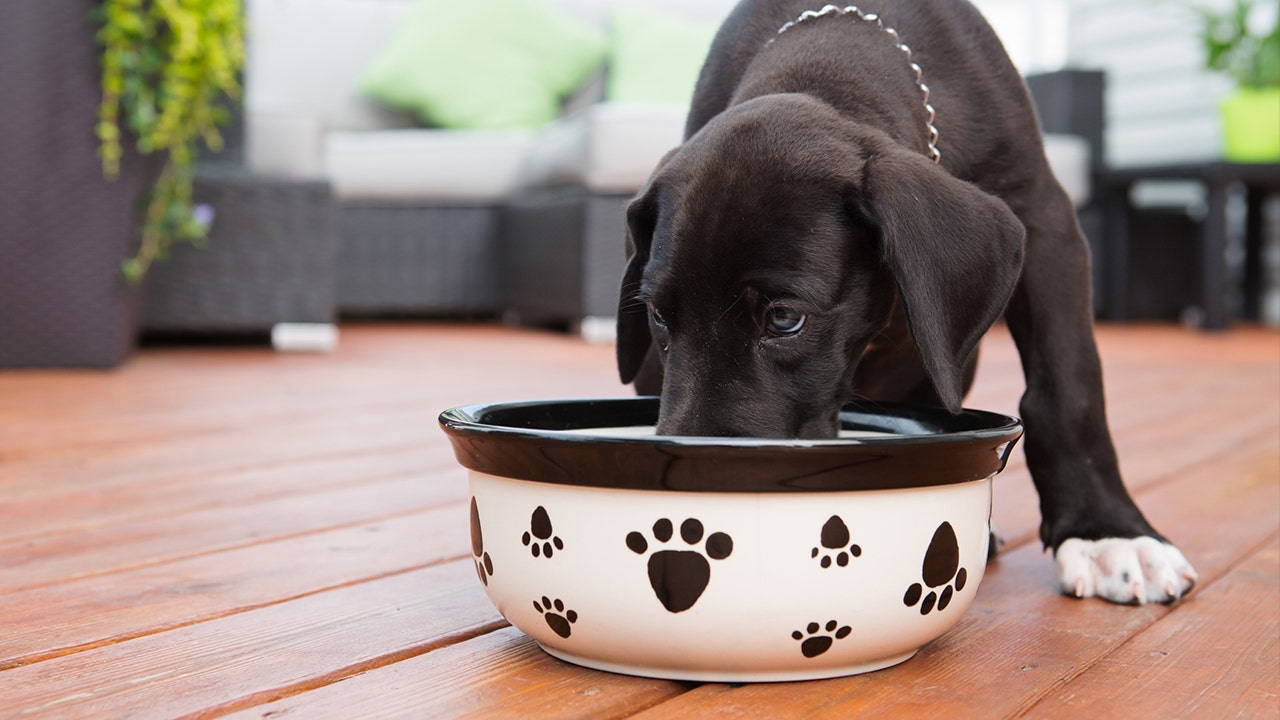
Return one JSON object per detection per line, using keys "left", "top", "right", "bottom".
{"left": 1, "top": 321, "right": 1276, "bottom": 718}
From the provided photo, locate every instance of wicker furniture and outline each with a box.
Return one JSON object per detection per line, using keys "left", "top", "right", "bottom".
{"left": 501, "top": 188, "right": 629, "bottom": 340}
{"left": 242, "top": 0, "right": 737, "bottom": 324}
{"left": 499, "top": 103, "right": 698, "bottom": 341}
{"left": 0, "top": 0, "right": 154, "bottom": 368}
{"left": 140, "top": 164, "right": 338, "bottom": 336}
{"left": 337, "top": 204, "right": 500, "bottom": 315}
{"left": 244, "top": 0, "right": 533, "bottom": 318}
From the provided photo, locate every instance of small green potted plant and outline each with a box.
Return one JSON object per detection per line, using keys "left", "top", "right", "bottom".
{"left": 1194, "top": 0, "right": 1280, "bottom": 162}
{"left": 95, "top": 0, "right": 244, "bottom": 282}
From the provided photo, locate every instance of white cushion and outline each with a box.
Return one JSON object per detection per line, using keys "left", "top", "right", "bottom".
{"left": 245, "top": 0, "right": 417, "bottom": 133}
{"left": 1043, "top": 133, "right": 1092, "bottom": 207}
{"left": 520, "top": 103, "right": 688, "bottom": 193}
{"left": 245, "top": 0, "right": 737, "bottom": 136}
{"left": 244, "top": 0, "right": 737, "bottom": 190}
{"left": 245, "top": 109, "right": 327, "bottom": 179}
{"left": 324, "top": 130, "right": 536, "bottom": 202}
{"left": 521, "top": 110, "right": 1096, "bottom": 203}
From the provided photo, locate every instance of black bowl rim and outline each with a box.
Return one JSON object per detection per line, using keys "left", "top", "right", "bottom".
{"left": 439, "top": 397, "right": 1022, "bottom": 493}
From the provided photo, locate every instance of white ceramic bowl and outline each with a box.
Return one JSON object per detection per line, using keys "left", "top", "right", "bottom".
{"left": 439, "top": 398, "right": 1021, "bottom": 682}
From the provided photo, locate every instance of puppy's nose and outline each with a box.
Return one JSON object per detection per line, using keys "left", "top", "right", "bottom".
{"left": 655, "top": 406, "right": 746, "bottom": 438}
{"left": 655, "top": 415, "right": 719, "bottom": 437}
{"left": 656, "top": 403, "right": 840, "bottom": 439}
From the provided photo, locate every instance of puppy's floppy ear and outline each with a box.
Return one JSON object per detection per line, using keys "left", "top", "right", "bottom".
{"left": 855, "top": 145, "right": 1026, "bottom": 412}
{"left": 616, "top": 170, "right": 663, "bottom": 385}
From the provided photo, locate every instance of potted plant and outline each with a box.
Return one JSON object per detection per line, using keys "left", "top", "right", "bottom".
{"left": 96, "top": 0, "right": 244, "bottom": 282}
{"left": 0, "top": 1, "right": 243, "bottom": 368}
{"left": 1194, "top": 0, "right": 1280, "bottom": 162}
{"left": 104, "top": 1, "right": 338, "bottom": 345}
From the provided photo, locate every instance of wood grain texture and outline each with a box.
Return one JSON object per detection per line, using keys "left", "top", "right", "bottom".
{"left": 0, "top": 448, "right": 439, "bottom": 543}
{"left": 0, "top": 563, "right": 503, "bottom": 719}
{"left": 0, "top": 322, "right": 1275, "bottom": 719}
{"left": 622, "top": 437, "right": 1280, "bottom": 719}
{"left": 0, "top": 505, "right": 470, "bottom": 669}
{"left": 0, "top": 474, "right": 463, "bottom": 593}
{"left": 219, "top": 627, "right": 692, "bottom": 720}
{"left": 1027, "top": 536, "right": 1280, "bottom": 717}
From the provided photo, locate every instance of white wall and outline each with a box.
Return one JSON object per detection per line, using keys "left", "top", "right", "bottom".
{"left": 970, "top": 0, "right": 1070, "bottom": 75}
{"left": 972, "top": 0, "right": 1272, "bottom": 168}
{"left": 1064, "top": 0, "right": 1234, "bottom": 167}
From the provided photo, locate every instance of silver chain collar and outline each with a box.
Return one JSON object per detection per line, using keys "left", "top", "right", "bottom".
{"left": 770, "top": 4, "right": 941, "bottom": 164}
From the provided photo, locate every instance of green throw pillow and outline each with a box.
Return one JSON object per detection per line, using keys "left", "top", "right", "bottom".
{"left": 606, "top": 4, "right": 718, "bottom": 105}
{"left": 360, "top": 0, "right": 607, "bottom": 130}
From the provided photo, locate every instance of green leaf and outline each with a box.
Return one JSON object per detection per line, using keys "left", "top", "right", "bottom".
{"left": 120, "top": 258, "right": 142, "bottom": 285}
{"left": 1192, "top": 0, "right": 1279, "bottom": 86}
{"left": 94, "top": 0, "right": 245, "bottom": 280}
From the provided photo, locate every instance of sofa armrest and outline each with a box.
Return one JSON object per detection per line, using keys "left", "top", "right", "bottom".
{"left": 245, "top": 107, "right": 326, "bottom": 178}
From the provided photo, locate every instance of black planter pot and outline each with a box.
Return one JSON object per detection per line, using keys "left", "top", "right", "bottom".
{"left": 0, "top": 1, "right": 153, "bottom": 368}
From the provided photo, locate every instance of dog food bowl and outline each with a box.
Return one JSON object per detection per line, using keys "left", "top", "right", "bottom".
{"left": 439, "top": 398, "right": 1021, "bottom": 682}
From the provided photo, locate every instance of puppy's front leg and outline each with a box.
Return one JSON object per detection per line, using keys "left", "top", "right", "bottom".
{"left": 1003, "top": 181, "right": 1197, "bottom": 604}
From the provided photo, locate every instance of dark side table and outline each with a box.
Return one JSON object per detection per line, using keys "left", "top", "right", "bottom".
{"left": 1101, "top": 162, "right": 1280, "bottom": 330}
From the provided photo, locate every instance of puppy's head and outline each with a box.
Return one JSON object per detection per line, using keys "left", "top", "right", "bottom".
{"left": 617, "top": 94, "right": 1024, "bottom": 438}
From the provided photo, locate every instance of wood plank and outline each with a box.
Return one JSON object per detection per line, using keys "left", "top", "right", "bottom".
{"left": 0, "top": 383, "right": 418, "bottom": 454}
{"left": 0, "top": 351, "right": 612, "bottom": 459}
{"left": 0, "top": 325, "right": 618, "bottom": 411}
{"left": 0, "top": 506, "right": 468, "bottom": 669}
{"left": 0, "top": 407, "right": 442, "bottom": 496}
{"left": 978, "top": 324, "right": 1280, "bottom": 551}
{"left": 956, "top": 324, "right": 1276, "bottom": 466}
{"left": 0, "top": 562, "right": 504, "bottom": 719}
{"left": 221, "top": 419, "right": 1277, "bottom": 720}
{"left": 1027, "top": 536, "right": 1280, "bottom": 717}
{"left": 619, "top": 437, "right": 1279, "bottom": 719}
{"left": 989, "top": 386, "right": 1279, "bottom": 551}
{"left": 0, "top": 323, "right": 1274, "bottom": 719}
{"left": 220, "top": 627, "right": 691, "bottom": 720}
{"left": 0, "top": 447, "right": 440, "bottom": 543}
{"left": 0, "top": 326, "right": 624, "bottom": 497}
{"left": 0, "top": 473, "right": 465, "bottom": 593}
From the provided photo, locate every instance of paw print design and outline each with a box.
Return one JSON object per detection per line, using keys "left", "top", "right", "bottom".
{"left": 521, "top": 506, "right": 564, "bottom": 558}
{"left": 469, "top": 497, "right": 494, "bottom": 586}
{"left": 533, "top": 596, "right": 578, "bottom": 639}
{"left": 792, "top": 620, "right": 852, "bottom": 658}
{"left": 626, "top": 518, "right": 733, "bottom": 613}
{"left": 903, "top": 521, "right": 968, "bottom": 615}
{"left": 811, "top": 515, "right": 862, "bottom": 568}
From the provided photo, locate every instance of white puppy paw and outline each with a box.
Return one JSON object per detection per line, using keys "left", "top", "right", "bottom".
{"left": 1055, "top": 536, "right": 1197, "bottom": 604}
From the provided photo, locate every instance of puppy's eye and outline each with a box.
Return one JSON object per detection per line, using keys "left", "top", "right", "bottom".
{"left": 649, "top": 306, "right": 668, "bottom": 329}
{"left": 765, "top": 306, "right": 806, "bottom": 336}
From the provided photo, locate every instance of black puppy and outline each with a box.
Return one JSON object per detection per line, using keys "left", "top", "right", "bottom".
{"left": 615, "top": 0, "right": 1197, "bottom": 604}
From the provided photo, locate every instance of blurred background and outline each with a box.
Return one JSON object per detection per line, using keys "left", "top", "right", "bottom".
{"left": 2, "top": 0, "right": 1277, "bottom": 368}
{"left": 979, "top": 0, "right": 1272, "bottom": 166}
